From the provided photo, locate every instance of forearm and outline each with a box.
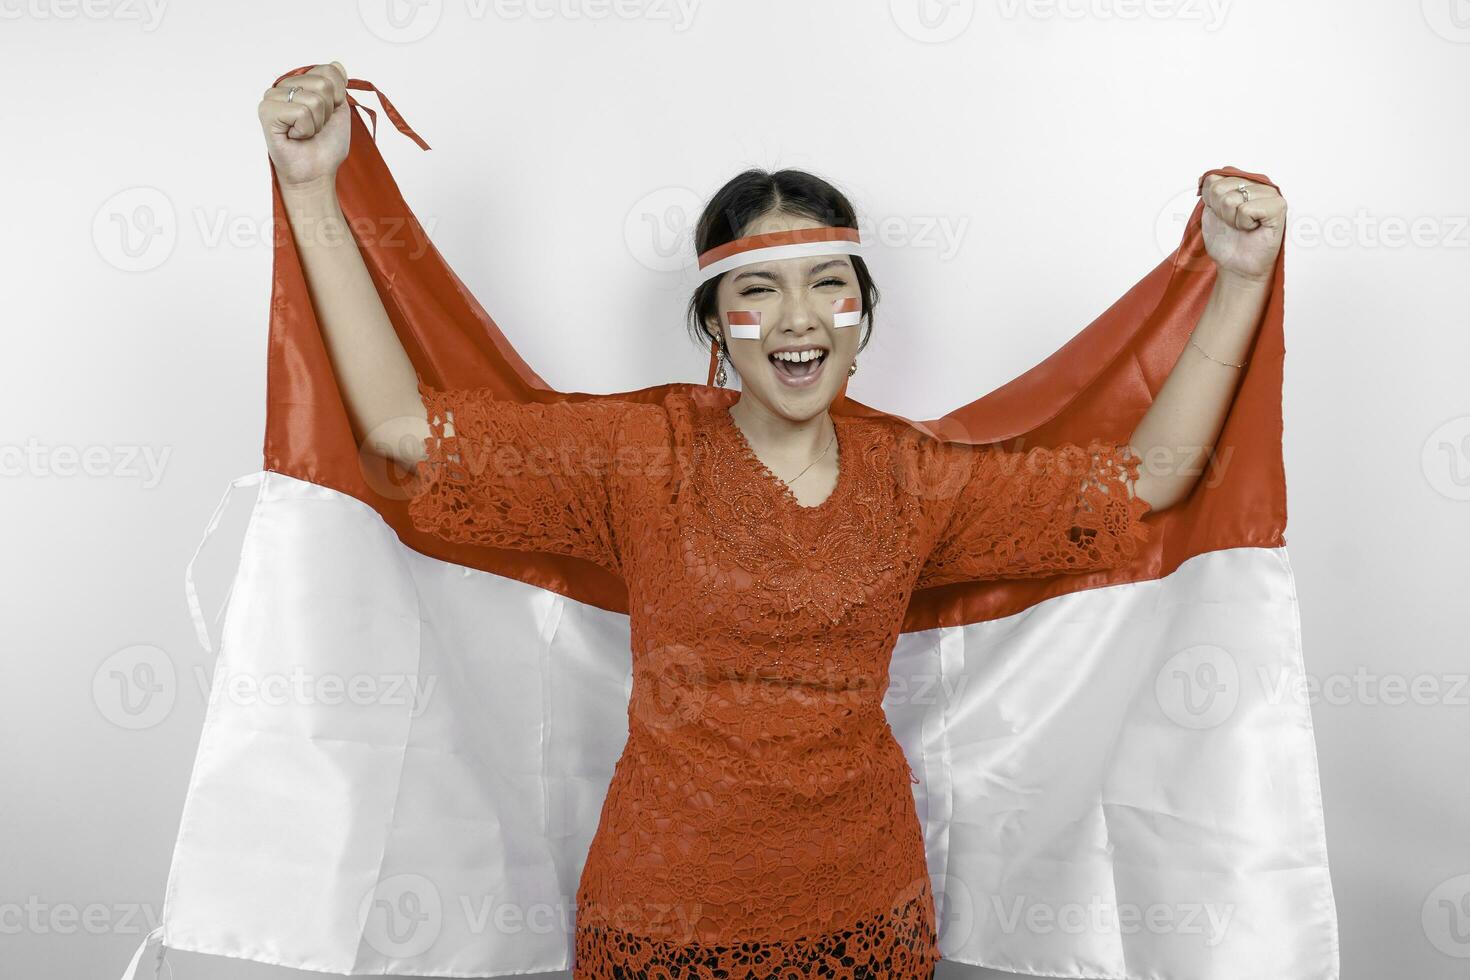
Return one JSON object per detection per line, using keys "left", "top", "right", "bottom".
{"left": 1128, "top": 271, "right": 1271, "bottom": 510}
{"left": 279, "top": 176, "right": 430, "bottom": 465}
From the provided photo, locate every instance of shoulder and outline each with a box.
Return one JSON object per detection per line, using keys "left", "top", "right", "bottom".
{"left": 605, "top": 392, "right": 694, "bottom": 457}
{"left": 825, "top": 414, "right": 975, "bottom": 543}
{"left": 858, "top": 413, "right": 976, "bottom": 501}
{"left": 598, "top": 392, "right": 690, "bottom": 497}
{"left": 605, "top": 394, "right": 670, "bottom": 436}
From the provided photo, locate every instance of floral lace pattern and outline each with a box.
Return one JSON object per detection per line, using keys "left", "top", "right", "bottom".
{"left": 575, "top": 885, "right": 938, "bottom": 980}
{"left": 409, "top": 378, "right": 657, "bottom": 575}
{"left": 916, "top": 436, "right": 1153, "bottom": 589}
{"left": 408, "top": 385, "right": 1151, "bottom": 979}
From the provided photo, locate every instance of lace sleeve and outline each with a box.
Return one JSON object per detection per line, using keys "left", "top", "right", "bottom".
{"left": 407, "top": 378, "right": 652, "bottom": 575}
{"left": 916, "top": 438, "right": 1152, "bottom": 589}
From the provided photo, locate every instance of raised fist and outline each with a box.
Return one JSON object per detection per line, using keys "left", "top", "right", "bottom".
{"left": 257, "top": 62, "right": 351, "bottom": 187}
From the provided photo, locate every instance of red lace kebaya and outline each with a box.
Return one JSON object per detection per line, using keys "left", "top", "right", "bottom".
{"left": 408, "top": 382, "right": 1152, "bottom": 980}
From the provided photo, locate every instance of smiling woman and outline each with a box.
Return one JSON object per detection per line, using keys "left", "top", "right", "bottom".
{"left": 396, "top": 170, "right": 1150, "bottom": 978}
{"left": 675, "top": 173, "right": 885, "bottom": 506}
{"left": 228, "top": 61, "right": 1307, "bottom": 980}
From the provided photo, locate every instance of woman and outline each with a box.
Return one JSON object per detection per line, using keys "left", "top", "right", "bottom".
{"left": 258, "top": 62, "right": 1284, "bottom": 980}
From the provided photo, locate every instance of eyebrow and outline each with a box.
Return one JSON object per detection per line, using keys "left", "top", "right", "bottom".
{"left": 732, "top": 259, "right": 851, "bottom": 283}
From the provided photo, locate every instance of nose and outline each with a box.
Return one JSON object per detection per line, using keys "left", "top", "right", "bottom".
{"left": 777, "top": 292, "right": 821, "bottom": 336}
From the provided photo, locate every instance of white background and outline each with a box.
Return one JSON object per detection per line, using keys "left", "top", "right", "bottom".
{"left": 3, "top": 0, "right": 1467, "bottom": 977}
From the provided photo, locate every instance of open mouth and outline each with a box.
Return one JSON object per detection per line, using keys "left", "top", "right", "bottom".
{"left": 769, "top": 350, "right": 828, "bottom": 385}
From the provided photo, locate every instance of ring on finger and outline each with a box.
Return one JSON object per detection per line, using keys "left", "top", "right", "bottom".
{"left": 286, "top": 85, "right": 301, "bottom": 103}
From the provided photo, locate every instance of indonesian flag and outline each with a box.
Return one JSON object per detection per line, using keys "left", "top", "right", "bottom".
{"left": 726, "top": 310, "right": 762, "bottom": 341}
{"left": 118, "top": 71, "right": 1339, "bottom": 980}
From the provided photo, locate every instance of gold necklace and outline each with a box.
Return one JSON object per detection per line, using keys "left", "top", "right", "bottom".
{"left": 784, "top": 424, "right": 837, "bottom": 487}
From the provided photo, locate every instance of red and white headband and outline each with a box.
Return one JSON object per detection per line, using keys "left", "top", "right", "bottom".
{"left": 694, "top": 226, "right": 865, "bottom": 286}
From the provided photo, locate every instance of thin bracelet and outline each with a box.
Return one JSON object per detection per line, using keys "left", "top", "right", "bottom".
{"left": 1189, "top": 338, "right": 1248, "bottom": 369}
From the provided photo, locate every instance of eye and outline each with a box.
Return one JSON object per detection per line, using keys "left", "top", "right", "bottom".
{"left": 737, "top": 277, "right": 847, "bottom": 297}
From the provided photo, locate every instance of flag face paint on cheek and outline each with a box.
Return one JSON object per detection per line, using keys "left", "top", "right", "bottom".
{"left": 726, "top": 311, "right": 762, "bottom": 341}
{"left": 833, "top": 297, "right": 861, "bottom": 328}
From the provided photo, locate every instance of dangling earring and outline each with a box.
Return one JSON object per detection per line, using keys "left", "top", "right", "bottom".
{"left": 848, "top": 358, "right": 858, "bottom": 377}
{"left": 714, "top": 337, "right": 729, "bottom": 388}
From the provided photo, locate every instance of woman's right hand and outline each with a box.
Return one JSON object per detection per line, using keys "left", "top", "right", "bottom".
{"left": 257, "top": 62, "right": 351, "bottom": 188}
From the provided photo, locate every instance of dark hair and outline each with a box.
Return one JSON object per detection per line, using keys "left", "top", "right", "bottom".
{"left": 684, "top": 168, "right": 879, "bottom": 355}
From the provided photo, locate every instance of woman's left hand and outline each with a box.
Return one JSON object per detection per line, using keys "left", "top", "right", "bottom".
{"left": 1200, "top": 173, "right": 1287, "bottom": 284}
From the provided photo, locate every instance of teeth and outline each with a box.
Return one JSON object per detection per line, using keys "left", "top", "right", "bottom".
{"left": 771, "top": 349, "right": 826, "bottom": 363}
